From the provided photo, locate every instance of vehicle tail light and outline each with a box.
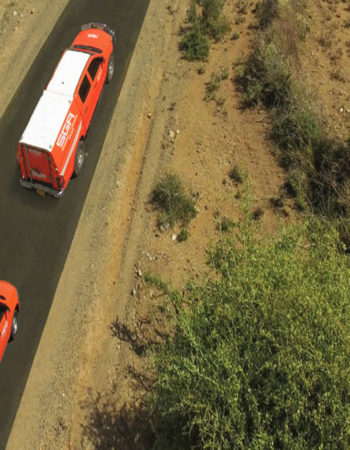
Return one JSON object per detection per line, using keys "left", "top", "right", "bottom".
{"left": 17, "top": 150, "right": 23, "bottom": 164}
{"left": 56, "top": 175, "right": 65, "bottom": 189}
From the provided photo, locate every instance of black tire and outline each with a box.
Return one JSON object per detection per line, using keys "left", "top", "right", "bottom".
{"left": 106, "top": 53, "right": 114, "bottom": 84}
{"left": 9, "top": 310, "right": 18, "bottom": 342}
{"left": 73, "top": 140, "right": 85, "bottom": 177}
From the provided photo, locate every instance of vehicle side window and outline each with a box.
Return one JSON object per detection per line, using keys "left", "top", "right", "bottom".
{"left": 78, "top": 75, "right": 91, "bottom": 103}
{"left": 88, "top": 58, "right": 103, "bottom": 81}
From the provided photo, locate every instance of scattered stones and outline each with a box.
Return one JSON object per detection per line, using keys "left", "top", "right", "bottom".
{"left": 159, "top": 223, "right": 170, "bottom": 232}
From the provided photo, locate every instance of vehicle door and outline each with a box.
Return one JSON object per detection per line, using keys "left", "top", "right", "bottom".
{"left": 87, "top": 56, "right": 105, "bottom": 106}
{"left": 77, "top": 57, "right": 104, "bottom": 130}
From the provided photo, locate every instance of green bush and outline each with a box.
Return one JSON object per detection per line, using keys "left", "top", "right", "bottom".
{"left": 256, "top": 0, "right": 279, "bottom": 29}
{"left": 199, "top": 0, "right": 230, "bottom": 40}
{"left": 204, "top": 68, "right": 229, "bottom": 101}
{"left": 270, "top": 102, "right": 321, "bottom": 152}
{"left": 178, "top": 228, "right": 189, "bottom": 242}
{"left": 149, "top": 220, "right": 350, "bottom": 448}
{"left": 180, "top": 0, "right": 230, "bottom": 60}
{"left": 237, "top": 40, "right": 293, "bottom": 108}
{"left": 180, "top": 25, "right": 210, "bottom": 61}
{"left": 229, "top": 165, "right": 247, "bottom": 184}
{"left": 151, "top": 173, "right": 197, "bottom": 227}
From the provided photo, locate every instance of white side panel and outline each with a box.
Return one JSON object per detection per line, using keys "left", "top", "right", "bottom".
{"left": 20, "top": 90, "right": 72, "bottom": 151}
{"left": 47, "top": 50, "right": 90, "bottom": 97}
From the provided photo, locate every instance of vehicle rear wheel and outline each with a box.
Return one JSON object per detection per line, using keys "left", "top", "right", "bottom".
{"left": 10, "top": 310, "right": 18, "bottom": 341}
{"left": 106, "top": 54, "right": 114, "bottom": 84}
{"left": 73, "top": 140, "right": 85, "bottom": 177}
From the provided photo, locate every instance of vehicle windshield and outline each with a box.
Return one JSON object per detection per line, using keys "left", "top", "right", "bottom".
{"left": 71, "top": 45, "right": 102, "bottom": 54}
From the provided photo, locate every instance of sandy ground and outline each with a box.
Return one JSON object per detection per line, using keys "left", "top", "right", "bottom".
{"left": 0, "top": 0, "right": 69, "bottom": 120}
{"left": 4, "top": 0, "right": 350, "bottom": 448}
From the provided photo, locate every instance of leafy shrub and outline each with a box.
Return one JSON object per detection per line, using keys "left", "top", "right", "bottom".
{"left": 199, "top": 0, "right": 231, "bottom": 40}
{"left": 270, "top": 102, "right": 321, "bottom": 152}
{"left": 237, "top": 40, "right": 292, "bottom": 108}
{"left": 151, "top": 173, "right": 197, "bottom": 227}
{"left": 149, "top": 220, "right": 350, "bottom": 448}
{"left": 204, "top": 67, "right": 228, "bottom": 101}
{"left": 229, "top": 165, "right": 247, "bottom": 184}
{"left": 217, "top": 215, "right": 235, "bottom": 232}
{"left": 180, "top": 25, "right": 210, "bottom": 61}
{"left": 180, "top": 0, "right": 230, "bottom": 60}
{"left": 256, "top": 0, "right": 279, "bottom": 29}
{"left": 178, "top": 228, "right": 189, "bottom": 242}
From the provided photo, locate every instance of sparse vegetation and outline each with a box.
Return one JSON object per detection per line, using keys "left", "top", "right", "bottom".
{"left": 216, "top": 215, "right": 235, "bottom": 232}
{"left": 151, "top": 173, "right": 197, "bottom": 228}
{"left": 177, "top": 227, "right": 189, "bottom": 242}
{"left": 180, "top": 0, "right": 231, "bottom": 61}
{"left": 229, "top": 165, "right": 247, "bottom": 184}
{"left": 255, "top": 0, "right": 279, "bottom": 29}
{"left": 236, "top": 0, "right": 350, "bottom": 244}
{"left": 204, "top": 67, "right": 228, "bottom": 101}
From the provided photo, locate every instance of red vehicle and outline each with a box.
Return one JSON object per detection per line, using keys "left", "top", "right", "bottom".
{"left": 17, "top": 23, "right": 115, "bottom": 197}
{"left": 0, "top": 281, "right": 20, "bottom": 362}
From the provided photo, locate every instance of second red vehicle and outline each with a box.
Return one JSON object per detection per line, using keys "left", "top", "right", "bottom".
{"left": 17, "top": 23, "right": 115, "bottom": 197}
{"left": 0, "top": 281, "right": 20, "bottom": 362}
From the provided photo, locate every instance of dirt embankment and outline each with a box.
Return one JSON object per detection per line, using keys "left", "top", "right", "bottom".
{"left": 0, "top": 0, "right": 69, "bottom": 120}
{"left": 6, "top": 0, "right": 350, "bottom": 448}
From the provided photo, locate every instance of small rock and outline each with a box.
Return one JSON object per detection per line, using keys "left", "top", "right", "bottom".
{"left": 30, "top": 8, "right": 36, "bottom": 14}
{"left": 340, "top": 107, "right": 344, "bottom": 113}
{"left": 176, "top": 129, "right": 180, "bottom": 135}
{"left": 131, "top": 287, "right": 136, "bottom": 296}
{"left": 172, "top": 234, "right": 177, "bottom": 241}
{"left": 147, "top": 112, "right": 152, "bottom": 119}
{"left": 169, "top": 130, "right": 175, "bottom": 139}
{"left": 13, "top": 11, "right": 18, "bottom": 17}
{"left": 136, "top": 269, "right": 143, "bottom": 278}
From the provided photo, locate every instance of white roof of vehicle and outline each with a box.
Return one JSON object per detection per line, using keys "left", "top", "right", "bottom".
{"left": 20, "top": 90, "right": 72, "bottom": 151}
{"left": 20, "top": 49, "right": 89, "bottom": 150}
{"left": 47, "top": 49, "right": 90, "bottom": 97}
